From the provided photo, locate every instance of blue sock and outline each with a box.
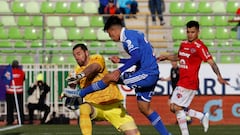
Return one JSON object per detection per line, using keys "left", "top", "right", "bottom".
{"left": 79, "top": 80, "right": 107, "bottom": 97}
{"left": 148, "top": 111, "right": 169, "bottom": 135}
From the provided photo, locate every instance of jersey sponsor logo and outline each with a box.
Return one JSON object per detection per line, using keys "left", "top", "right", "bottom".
{"left": 179, "top": 51, "right": 190, "bottom": 58}
{"left": 179, "top": 59, "right": 188, "bottom": 69}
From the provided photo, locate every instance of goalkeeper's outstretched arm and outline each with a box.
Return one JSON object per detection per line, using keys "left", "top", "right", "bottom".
{"left": 78, "top": 63, "right": 102, "bottom": 79}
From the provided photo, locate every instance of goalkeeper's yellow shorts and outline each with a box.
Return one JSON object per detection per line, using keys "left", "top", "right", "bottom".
{"left": 90, "top": 101, "right": 137, "bottom": 132}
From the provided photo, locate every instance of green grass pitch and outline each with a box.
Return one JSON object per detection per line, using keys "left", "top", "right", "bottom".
{"left": 1, "top": 124, "right": 240, "bottom": 135}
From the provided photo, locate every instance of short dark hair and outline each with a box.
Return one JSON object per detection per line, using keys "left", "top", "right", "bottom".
{"left": 12, "top": 60, "right": 19, "bottom": 68}
{"left": 103, "top": 16, "right": 123, "bottom": 31}
{"left": 72, "top": 43, "right": 88, "bottom": 51}
{"left": 186, "top": 20, "right": 199, "bottom": 30}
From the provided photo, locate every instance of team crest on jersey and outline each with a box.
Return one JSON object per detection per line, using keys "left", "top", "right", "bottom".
{"left": 177, "top": 93, "right": 182, "bottom": 98}
{"left": 190, "top": 48, "right": 196, "bottom": 53}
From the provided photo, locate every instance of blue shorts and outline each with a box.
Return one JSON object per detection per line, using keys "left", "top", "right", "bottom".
{"left": 136, "top": 90, "right": 155, "bottom": 102}
{"left": 120, "top": 71, "right": 158, "bottom": 102}
{"left": 120, "top": 71, "right": 158, "bottom": 90}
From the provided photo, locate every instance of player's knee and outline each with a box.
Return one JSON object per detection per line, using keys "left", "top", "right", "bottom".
{"left": 137, "top": 106, "right": 148, "bottom": 116}
{"left": 136, "top": 131, "right": 141, "bottom": 135}
{"left": 119, "top": 122, "right": 139, "bottom": 135}
{"left": 170, "top": 104, "right": 185, "bottom": 114}
{"left": 79, "top": 103, "right": 91, "bottom": 115}
{"left": 170, "top": 103, "right": 181, "bottom": 113}
{"left": 102, "top": 74, "right": 112, "bottom": 84}
{"left": 170, "top": 104, "right": 175, "bottom": 113}
{"left": 124, "top": 129, "right": 140, "bottom": 135}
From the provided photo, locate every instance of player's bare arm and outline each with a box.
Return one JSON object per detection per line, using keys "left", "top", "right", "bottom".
{"left": 102, "top": 69, "right": 121, "bottom": 84}
{"left": 157, "top": 54, "right": 179, "bottom": 62}
{"left": 82, "top": 63, "right": 102, "bottom": 78}
{"left": 160, "top": 76, "right": 171, "bottom": 81}
{"left": 207, "top": 59, "right": 229, "bottom": 85}
{"left": 109, "top": 56, "right": 120, "bottom": 63}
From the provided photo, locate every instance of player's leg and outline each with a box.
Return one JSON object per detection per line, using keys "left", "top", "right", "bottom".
{"left": 120, "top": 123, "right": 140, "bottom": 135}
{"left": 122, "top": 71, "right": 170, "bottom": 134}
{"left": 63, "top": 79, "right": 107, "bottom": 98}
{"left": 99, "top": 102, "right": 140, "bottom": 135}
{"left": 170, "top": 103, "right": 189, "bottom": 135}
{"left": 170, "top": 86, "right": 198, "bottom": 135}
{"left": 79, "top": 103, "right": 94, "bottom": 135}
{"left": 136, "top": 91, "right": 170, "bottom": 135}
{"left": 185, "top": 108, "right": 209, "bottom": 132}
{"left": 172, "top": 86, "right": 209, "bottom": 132}
{"left": 63, "top": 73, "right": 115, "bottom": 98}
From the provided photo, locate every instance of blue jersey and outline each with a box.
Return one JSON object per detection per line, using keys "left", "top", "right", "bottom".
{"left": 120, "top": 28, "right": 159, "bottom": 75}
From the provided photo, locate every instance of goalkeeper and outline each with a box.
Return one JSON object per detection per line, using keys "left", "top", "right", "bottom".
{"left": 63, "top": 43, "right": 140, "bottom": 135}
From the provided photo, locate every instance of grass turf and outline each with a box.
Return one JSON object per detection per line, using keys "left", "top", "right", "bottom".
{"left": 1, "top": 124, "right": 240, "bottom": 135}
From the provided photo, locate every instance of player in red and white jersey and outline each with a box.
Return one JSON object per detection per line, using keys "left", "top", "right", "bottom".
{"left": 177, "top": 39, "right": 212, "bottom": 90}
{"left": 158, "top": 21, "right": 229, "bottom": 135}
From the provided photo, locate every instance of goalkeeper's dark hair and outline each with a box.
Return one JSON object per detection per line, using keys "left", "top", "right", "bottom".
{"left": 186, "top": 20, "right": 199, "bottom": 30}
{"left": 103, "top": 15, "right": 123, "bottom": 31}
{"left": 73, "top": 43, "right": 88, "bottom": 51}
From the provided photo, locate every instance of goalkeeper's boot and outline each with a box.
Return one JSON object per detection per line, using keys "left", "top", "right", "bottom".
{"left": 63, "top": 88, "right": 81, "bottom": 98}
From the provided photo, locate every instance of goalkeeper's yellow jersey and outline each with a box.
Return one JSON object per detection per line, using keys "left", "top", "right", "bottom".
{"left": 74, "top": 54, "right": 123, "bottom": 104}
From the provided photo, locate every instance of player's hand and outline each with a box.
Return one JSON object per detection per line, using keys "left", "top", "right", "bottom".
{"left": 217, "top": 76, "right": 229, "bottom": 85}
{"left": 66, "top": 71, "right": 85, "bottom": 84}
{"left": 66, "top": 70, "right": 78, "bottom": 81}
{"left": 66, "top": 76, "right": 78, "bottom": 83}
{"left": 110, "top": 69, "right": 121, "bottom": 82}
{"left": 159, "top": 77, "right": 165, "bottom": 81}
{"left": 157, "top": 55, "right": 168, "bottom": 62}
{"left": 109, "top": 56, "right": 120, "bottom": 63}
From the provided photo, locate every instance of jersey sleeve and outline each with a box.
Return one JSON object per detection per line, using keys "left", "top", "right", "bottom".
{"left": 197, "top": 44, "right": 212, "bottom": 62}
{"left": 125, "top": 31, "right": 140, "bottom": 53}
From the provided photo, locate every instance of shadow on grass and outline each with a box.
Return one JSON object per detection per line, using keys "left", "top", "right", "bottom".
{"left": 2, "top": 132, "right": 24, "bottom": 135}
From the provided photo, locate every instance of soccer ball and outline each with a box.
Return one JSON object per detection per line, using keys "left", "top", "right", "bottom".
{"left": 186, "top": 115, "right": 192, "bottom": 124}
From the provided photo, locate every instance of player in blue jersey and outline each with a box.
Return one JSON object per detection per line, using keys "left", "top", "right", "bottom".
{"left": 63, "top": 16, "right": 171, "bottom": 135}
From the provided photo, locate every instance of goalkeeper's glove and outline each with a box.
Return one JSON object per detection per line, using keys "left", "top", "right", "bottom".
{"left": 76, "top": 72, "right": 85, "bottom": 80}
{"left": 66, "top": 72, "right": 85, "bottom": 82}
